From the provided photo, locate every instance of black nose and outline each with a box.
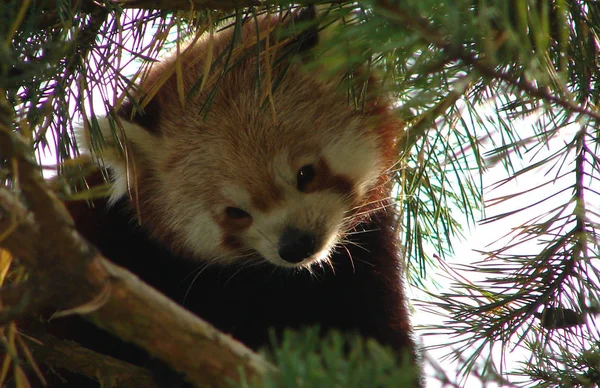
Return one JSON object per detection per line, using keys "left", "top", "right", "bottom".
{"left": 278, "top": 227, "right": 316, "bottom": 264}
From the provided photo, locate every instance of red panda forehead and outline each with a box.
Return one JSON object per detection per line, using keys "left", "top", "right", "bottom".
{"left": 203, "top": 77, "right": 373, "bottom": 154}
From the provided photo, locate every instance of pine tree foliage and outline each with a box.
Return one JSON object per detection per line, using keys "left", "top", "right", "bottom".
{"left": 391, "top": 1, "right": 600, "bottom": 386}
{"left": 1, "top": 0, "right": 599, "bottom": 387}
{"left": 236, "top": 328, "right": 419, "bottom": 387}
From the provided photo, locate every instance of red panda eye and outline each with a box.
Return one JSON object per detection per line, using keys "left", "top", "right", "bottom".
{"left": 297, "top": 164, "right": 316, "bottom": 192}
{"left": 225, "top": 207, "right": 251, "bottom": 219}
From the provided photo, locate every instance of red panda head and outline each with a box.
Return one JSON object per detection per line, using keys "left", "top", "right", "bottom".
{"left": 87, "top": 8, "right": 401, "bottom": 269}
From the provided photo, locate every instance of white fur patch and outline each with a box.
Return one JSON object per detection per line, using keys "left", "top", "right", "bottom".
{"left": 180, "top": 206, "right": 224, "bottom": 261}
{"left": 324, "top": 119, "right": 383, "bottom": 198}
{"left": 78, "top": 117, "right": 160, "bottom": 204}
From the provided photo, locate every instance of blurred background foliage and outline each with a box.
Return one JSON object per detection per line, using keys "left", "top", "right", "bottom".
{"left": 1, "top": 0, "right": 599, "bottom": 386}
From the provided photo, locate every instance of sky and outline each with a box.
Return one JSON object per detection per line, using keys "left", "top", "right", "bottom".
{"left": 411, "top": 111, "right": 599, "bottom": 387}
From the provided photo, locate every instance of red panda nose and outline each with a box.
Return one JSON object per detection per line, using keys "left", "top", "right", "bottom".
{"left": 278, "top": 227, "right": 316, "bottom": 264}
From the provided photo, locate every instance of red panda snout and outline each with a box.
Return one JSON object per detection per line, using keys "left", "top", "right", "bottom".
{"left": 237, "top": 188, "right": 348, "bottom": 268}
{"left": 277, "top": 227, "right": 317, "bottom": 264}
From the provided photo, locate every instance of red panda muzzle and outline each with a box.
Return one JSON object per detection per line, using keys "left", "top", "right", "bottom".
{"left": 278, "top": 227, "right": 317, "bottom": 263}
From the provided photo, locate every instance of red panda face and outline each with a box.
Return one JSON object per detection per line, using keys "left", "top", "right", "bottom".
{"left": 87, "top": 12, "right": 398, "bottom": 269}
{"left": 203, "top": 105, "right": 384, "bottom": 268}
{"left": 134, "top": 70, "right": 385, "bottom": 269}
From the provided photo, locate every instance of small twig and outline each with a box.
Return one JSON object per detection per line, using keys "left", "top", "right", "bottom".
{"left": 1, "top": 0, "right": 262, "bottom": 11}
{"left": 117, "top": 0, "right": 261, "bottom": 9}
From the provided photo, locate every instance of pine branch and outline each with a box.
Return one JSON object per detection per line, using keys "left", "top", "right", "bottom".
{"left": 2, "top": 0, "right": 297, "bottom": 14}
{"left": 118, "top": 0, "right": 261, "bottom": 9}
{"left": 375, "top": 0, "right": 600, "bottom": 122}
{"left": 1, "top": 0, "right": 261, "bottom": 11}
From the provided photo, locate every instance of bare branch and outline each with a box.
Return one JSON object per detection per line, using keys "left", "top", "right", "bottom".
{"left": 26, "top": 332, "right": 157, "bottom": 388}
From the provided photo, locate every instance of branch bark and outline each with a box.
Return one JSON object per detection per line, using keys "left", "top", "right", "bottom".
{"left": 25, "top": 332, "right": 157, "bottom": 388}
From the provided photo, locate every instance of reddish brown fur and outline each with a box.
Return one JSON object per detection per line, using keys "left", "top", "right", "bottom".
{"left": 124, "top": 25, "right": 387, "bottom": 253}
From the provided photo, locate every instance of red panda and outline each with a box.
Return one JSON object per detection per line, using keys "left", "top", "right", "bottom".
{"left": 64, "top": 6, "right": 420, "bottom": 386}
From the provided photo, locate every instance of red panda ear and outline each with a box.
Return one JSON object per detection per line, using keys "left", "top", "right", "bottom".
{"left": 277, "top": 6, "right": 320, "bottom": 56}
{"left": 79, "top": 112, "right": 160, "bottom": 182}
{"left": 117, "top": 93, "right": 161, "bottom": 135}
{"left": 116, "top": 6, "right": 321, "bottom": 135}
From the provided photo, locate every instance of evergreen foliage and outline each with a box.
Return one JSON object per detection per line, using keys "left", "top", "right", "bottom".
{"left": 0, "top": 0, "right": 599, "bottom": 386}
{"left": 235, "top": 327, "right": 419, "bottom": 387}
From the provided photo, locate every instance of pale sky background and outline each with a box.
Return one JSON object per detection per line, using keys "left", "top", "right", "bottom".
{"left": 411, "top": 111, "right": 598, "bottom": 387}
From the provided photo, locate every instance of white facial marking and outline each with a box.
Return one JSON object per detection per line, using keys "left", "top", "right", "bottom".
{"left": 180, "top": 206, "right": 223, "bottom": 260}
{"left": 324, "top": 120, "right": 383, "bottom": 198}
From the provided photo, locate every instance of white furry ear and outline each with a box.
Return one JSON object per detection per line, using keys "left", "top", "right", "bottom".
{"left": 78, "top": 116, "right": 159, "bottom": 202}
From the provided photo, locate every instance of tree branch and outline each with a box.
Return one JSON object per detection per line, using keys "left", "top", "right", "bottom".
{"left": 1, "top": 0, "right": 263, "bottom": 12}
{"left": 375, "top": 0, "right": 600, "bottom": 121}
{"left": 117, "top": 0, "right": 261, "bottom": 9}
{"left": 26, "top": 331, "right": 157, "bottom": 388}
